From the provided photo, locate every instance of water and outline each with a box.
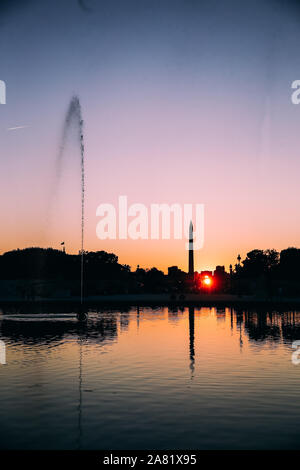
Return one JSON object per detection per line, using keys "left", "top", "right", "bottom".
{"left": 0, "top": 306, "right": 300, "bottom": 450}
{"left": 55, "top": 96, "right": 85, "bottom": 303}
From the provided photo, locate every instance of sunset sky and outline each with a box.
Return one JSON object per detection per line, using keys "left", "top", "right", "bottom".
{"left": 1, "top": 0, "right": 300, "bottom": 272}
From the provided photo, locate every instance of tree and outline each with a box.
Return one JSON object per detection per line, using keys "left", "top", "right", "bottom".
{"left": 279, "top": 247, "right": 300, "bottom": 280}
{"left": 240, "top": 249, "right": 279, "bottom": 277}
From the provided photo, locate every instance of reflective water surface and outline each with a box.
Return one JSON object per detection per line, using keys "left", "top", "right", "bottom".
{"left": 1, "top": 306, "right": 300, "bottom": 449}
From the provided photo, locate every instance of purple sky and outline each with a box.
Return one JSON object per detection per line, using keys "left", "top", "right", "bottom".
{"left": 1, "top": 0, "right": 300, "bottom": 271}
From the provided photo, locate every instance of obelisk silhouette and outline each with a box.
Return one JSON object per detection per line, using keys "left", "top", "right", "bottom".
{"left": 188, "top": 220, "right": 194, "bottom": 277}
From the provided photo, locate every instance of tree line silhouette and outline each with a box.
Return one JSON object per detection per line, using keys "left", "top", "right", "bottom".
{"left": 1, "top": 246, "right": 300, "bottom": 297}
{"left": 236, "top": 248, "right": 300, "bottom": 280}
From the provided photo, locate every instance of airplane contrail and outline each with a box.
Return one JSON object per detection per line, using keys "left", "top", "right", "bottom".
{"left": 7, "top": 125, "right": 29, "bottom": 131}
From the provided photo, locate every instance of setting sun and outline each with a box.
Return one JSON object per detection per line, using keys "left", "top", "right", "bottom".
{"left": 203, "top": 276, "right": 212, "bottom": 286}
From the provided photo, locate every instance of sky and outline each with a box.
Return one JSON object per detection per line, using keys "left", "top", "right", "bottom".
{"left": 1, "top": 0, "right": 300, "bottom": 272}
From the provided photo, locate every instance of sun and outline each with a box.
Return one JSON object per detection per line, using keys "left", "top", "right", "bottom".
{"left": 203, "top": 276, "right": 212, "bottom": 286}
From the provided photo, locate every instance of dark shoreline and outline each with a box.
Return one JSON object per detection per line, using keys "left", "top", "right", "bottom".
{"left": 1, "top": 293, "right": 300, "bottom": 312}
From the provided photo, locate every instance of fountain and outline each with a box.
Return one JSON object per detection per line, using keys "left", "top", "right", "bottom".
{"left": 56, "top": 96, "right": 86, "bottom": 310}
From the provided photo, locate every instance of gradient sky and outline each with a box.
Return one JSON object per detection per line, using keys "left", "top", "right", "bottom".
{"left": 1, "top": 0, "right": 300, "bottom": 272}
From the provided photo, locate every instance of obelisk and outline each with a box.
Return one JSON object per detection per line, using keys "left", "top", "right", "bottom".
{"left": 188, "top": 220, "right": 194, "bottom": 277}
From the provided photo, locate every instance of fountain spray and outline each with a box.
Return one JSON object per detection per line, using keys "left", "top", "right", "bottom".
{"left": 56, "top": 96, "right": 85, "bottom": 305}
